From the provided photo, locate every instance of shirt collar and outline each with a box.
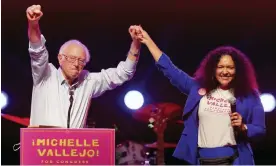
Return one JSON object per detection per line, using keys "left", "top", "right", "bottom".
{"left": 58, "top": 68, "right": 66, "bottom": 85}
{"left": 57, "top": 68, "right": 79, "bottom": 87}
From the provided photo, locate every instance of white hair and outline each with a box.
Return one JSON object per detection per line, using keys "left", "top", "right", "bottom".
{"left": 59, "top": 39, "right": 90, "bottom": 63}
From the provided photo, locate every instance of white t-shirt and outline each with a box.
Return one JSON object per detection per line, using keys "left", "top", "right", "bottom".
{"left": 197, "top": 88, "right": 236, "bottom": 148}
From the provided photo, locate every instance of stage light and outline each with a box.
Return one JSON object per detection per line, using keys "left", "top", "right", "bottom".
{"left": 260, "top": 93, "right": 276, "bottom": 112}
{"left": 124, "top": 90, "right": 144, "bottom": 110}
{"left": 1, "top": 91, "right": 9, "bottom": 110}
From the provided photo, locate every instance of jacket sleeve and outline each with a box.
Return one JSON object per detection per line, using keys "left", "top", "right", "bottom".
{"left": 246, "top": 94, "right": 266, "bottom": 140}
{"left": 155, "top": 53, "right": 196, "bottom": 95}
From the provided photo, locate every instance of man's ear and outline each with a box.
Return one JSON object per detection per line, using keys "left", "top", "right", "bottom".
{"left": 58, "top": 54, "right": 63, "bottom": 64}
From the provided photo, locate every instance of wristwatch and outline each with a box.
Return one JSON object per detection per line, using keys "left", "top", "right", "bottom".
{"left": 128, "top": 50, "right": 140, "bottom": 57}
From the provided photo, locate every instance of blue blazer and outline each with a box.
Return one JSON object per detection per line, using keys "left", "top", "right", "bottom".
{"left": 156, "top": 53, "right": 266, "bottom": 165}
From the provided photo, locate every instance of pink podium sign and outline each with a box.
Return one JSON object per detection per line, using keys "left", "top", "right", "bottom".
{"left": 20, "top": 128, "right": 115, "bottom": 165}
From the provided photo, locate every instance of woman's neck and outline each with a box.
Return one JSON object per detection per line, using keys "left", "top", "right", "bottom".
{"left": 219, "top": 85, "right": 230, "bottom": 90}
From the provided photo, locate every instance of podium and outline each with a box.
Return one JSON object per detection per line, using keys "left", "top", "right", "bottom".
{"left": 20, "top": 128, "right": 115, "bottom": 165}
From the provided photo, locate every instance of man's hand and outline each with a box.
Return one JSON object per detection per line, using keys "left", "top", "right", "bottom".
{"left": 26, "top": 5, "right": 43, "bottom": 24}
{"left": 27, "top": 5, "right": 43, "bottom": 44}
{"left": 128, "top": 25, "right": 141, "bottom": 59}
{"left": 129, "top": 25, "right": 142, "bottom": 41}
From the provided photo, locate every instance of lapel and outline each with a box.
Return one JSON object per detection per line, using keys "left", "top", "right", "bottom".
{"left": 235, "top": 97, "right": 247, "bottom": 120}
{"left": 183, "top": 87, "right": 204, "bottom": 118}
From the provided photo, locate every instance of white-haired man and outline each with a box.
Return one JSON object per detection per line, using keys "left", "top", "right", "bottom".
{"left": 26, "top": 5, "right": 141, "bottom": 128}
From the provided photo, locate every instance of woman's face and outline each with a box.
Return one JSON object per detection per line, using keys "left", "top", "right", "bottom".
{"left": 215, "top": 55, "right": 236, "bottom": 89}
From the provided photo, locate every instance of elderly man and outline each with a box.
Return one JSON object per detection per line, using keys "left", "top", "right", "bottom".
{"left": 26, "top": 5, "right": 141, "bottom": 128}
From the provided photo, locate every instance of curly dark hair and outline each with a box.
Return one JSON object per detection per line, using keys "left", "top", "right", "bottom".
{"left": 194, "top": 46, "right": 259, "bottom": 97}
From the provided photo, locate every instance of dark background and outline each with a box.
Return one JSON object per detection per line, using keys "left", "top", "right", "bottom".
{"left": 1, "top": 0, "right": 276, "bottom": 164}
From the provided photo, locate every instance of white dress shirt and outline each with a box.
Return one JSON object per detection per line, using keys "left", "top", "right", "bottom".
{"left": 29, "top": 35, "right": 137, "bottom": 128}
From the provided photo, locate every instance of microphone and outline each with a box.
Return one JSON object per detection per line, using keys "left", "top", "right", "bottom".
{"left": 228, "top": 97, "right": 238, "bottom": 136}
{"left": 67, "top": 86, "right": 75, "bottom": 128}
{"left": 228, "top": 97, "right": 236, "bottom": 113}
{"left": 113, "top": 124, "right": 119, "bottom": 132}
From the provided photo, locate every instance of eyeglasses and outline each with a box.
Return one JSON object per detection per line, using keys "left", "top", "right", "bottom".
{"left": 61, "top": 54, "right": 86, "bottom": 66}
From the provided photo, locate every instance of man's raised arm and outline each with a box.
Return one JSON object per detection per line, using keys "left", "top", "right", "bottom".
{"left": 27, "top": 5, "right": 49, "bottom": 85}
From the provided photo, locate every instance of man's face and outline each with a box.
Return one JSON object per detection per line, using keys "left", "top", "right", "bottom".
{"left": 58, "top": 43, "right": 87, "bottom": 82}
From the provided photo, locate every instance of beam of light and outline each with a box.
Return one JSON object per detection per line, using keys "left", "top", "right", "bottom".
{"left": 1, "top": 91, "right": 9, "bottom": 110}
{"left": 124, "top": 90, "right": 144, "bottom": 110}
{"left": 260, "top": 93, "right": 276, "bottom": 112}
